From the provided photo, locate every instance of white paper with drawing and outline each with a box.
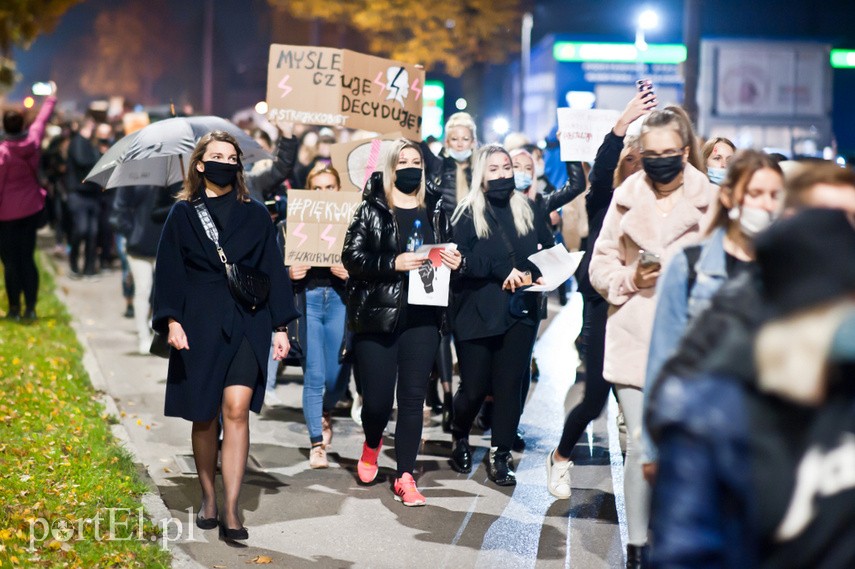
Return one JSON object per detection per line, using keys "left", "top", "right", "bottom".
{"left": 557, "top": 108, "right": 620, "bottom": 162}
{"left": 407, "top": 243, "right": 457, "bottom": 307}
{"left": 524, "top": 245, "right": 584, "bottom": 292}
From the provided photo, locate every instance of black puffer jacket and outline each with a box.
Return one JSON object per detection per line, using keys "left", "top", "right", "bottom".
{"left": 420, "top": 140, "right": 471, "bottom": 217}
{"left": 342, "top": 171, "right": 452, "bottom": 335}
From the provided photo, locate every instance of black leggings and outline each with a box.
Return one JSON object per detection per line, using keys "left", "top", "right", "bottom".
{"left": 453, "top": 321, "right": 538, "bottom": 451}
{"left": 68, "top": 192, "right": 100, "bottom": 273}
{"left": 0, "top": 211, "right": 41, "bottom": 312}
{"left": 354, "top": 324, "right": 439, "bottom": 476}
{"left": 557, "top": 294, "right": 610, "bottom": 458}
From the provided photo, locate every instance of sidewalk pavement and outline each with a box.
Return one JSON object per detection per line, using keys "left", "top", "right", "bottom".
{"left": 47, "top": 248, "right": 623, "bottom": 569}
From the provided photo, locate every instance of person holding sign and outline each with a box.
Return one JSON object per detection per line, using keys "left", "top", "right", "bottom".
{"left": 448, "top": 145, "right": 555, "bottom": 487}
{"left": 586, "top": 107, "right": 716, "bottom": 566}
{"left": 152, "top": 131, "right": 298, "bottom": 542}
{"left": 342, "top": 139, "right": 461, "bottom": 506}
{"left": 287, "top": 165, "right": 351, "bottom": 469}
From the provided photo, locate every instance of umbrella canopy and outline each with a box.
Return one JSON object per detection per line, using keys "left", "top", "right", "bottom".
{"left": 84, "top": 115, "right": 271, "bottom": 189}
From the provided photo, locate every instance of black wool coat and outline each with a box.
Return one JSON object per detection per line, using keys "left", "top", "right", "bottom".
{"left": 152, "top": 196, "right": 299, "bottom": 421}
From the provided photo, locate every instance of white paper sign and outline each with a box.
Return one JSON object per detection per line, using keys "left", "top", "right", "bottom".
{"left": 524, "top": 245, "right": 584, "bottom": 292}
{"left": 557, "top": 108, "right": 621, "bottom": 162}
{"left": 407, "top": 243, "right": 457, "bottom": 307}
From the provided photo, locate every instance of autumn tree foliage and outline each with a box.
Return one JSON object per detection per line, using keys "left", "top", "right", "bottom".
{"left": 0, "top": 0, "right": 82, "bottom": 91}
{"left": 267, "top": 0, "right": 522, "bottom": 77}
{"left": 77, "top": 0, "right": 185, "bottom": 103}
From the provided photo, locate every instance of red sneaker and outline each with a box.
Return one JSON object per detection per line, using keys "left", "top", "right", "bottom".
{"left": 393, "top": 473, "right": 426, "bottom": 507}
{"left": 357, "top": 441, "right": 382, "bottom": 483}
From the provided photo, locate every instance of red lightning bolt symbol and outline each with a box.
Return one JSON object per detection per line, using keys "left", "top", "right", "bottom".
{"left": 279, "top": 75, "right": 292, "bottom": 98}
{"left": 320, "top": 224, "right": 336, "bottom": 250}
{"left": 292, "top": 222, "right": 308, "bottom": 247}
{"left": 373, "top": 71, "right": 387, "bottom": 96}
{"left": 410, "top": 78, "right": 422, "bottom": 101}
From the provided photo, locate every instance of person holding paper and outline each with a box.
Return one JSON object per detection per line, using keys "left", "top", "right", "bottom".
{"left": 286, "top": 165, "right": 351, "bottom": 469}
{"left": 586, "top": 107, "right": 716, "bottom": 566}
{"left": 341, "top": 139, "right": 461, "bottom": 506}
{"left": 448, "top": 144, "right": 554, "bottom": 486}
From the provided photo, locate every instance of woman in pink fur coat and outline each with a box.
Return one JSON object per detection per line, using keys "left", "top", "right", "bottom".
{"left": 588, "top": 106, "right": 717, "bottom": 567}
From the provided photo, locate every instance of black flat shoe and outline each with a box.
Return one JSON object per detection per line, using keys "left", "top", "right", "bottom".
{"left": 450, "top": 439, "right": 472, "bottom": 473}
{"left": 196, "top": 501, "right": 218, "bottom": 530}
{"left": 219, "top": 519, "right": 248, "bottom": 542}
{"left": 488, "top": 449, "right": 517, "bottom": 486}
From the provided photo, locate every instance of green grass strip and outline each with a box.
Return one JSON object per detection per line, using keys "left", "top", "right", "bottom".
{"left": 0, "top": 254, "right": 171, "bottom": 568}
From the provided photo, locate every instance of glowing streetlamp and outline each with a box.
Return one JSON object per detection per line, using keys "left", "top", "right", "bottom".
{"left": 635, "top": 9, "right": 660, "bottom": 51}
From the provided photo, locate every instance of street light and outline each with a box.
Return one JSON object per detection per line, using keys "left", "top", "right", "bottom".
{"left": 492, "top": 117, "right": 510, "bottom": 137}
{"left": 635, "top": 8, "right": 659, "bottom": 51}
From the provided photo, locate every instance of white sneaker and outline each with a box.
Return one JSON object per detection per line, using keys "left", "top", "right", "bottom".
{"left": 264, "top": 390, "right": 285, "bottom": 408}
{"left": 350, "top": 395, "right": 363, "bottom": 426}
{"left": 546, "top": 449, "right": 572, "bottom": 499}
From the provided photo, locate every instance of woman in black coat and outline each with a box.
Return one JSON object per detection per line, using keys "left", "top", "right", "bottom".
{"left": 152, "top": 130, "right": 298, "bottom": 541}
{"left": 342, "top": 139, "right": 461, "bottom": 506}
{"left": 449, "top": 144, "right": 554, "bottom": 487}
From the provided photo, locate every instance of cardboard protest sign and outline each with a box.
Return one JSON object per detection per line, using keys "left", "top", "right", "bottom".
{"left": 408, "top": 243, "right": 457, "bottom": 307}
{"left": 266, "top": 44, "right": 424, "bottom": 139}
{"left": 330, "top": 132, "right": 402, "bottom": 192}
{"left": 557, "top": 108, "right": 621, "bottom": 162}
{"left": 284, "top": 190, "right": 362, "bottom": 267}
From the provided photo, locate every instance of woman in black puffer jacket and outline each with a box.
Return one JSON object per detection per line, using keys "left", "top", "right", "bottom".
{"left": 342, "top": 139, "right": 461, "bottom": 506}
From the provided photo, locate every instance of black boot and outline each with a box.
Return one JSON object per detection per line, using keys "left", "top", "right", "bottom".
{"left": 450, "top": 438, "right": 472, "bottom": 473}
{"left": 512, "top": 429, "right": 526, "bottom": 452}
{"left": 626, "top": 544, "right": 648, "bottom": 569}
{"left": 4, "top": 306, "right": 21, "bottom": 320}
{"left": 488, "top": 448, "right": 516, "bottom": 486}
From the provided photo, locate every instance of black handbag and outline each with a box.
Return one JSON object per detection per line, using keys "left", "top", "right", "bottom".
{"left": 192, "top": 198, "right": 270, "bottom": 312}
{"left": 490, "top": 206, "right": 546, "bottom": 319}
{"left": 149, "top": 331, "right": 171, "bottom": 358}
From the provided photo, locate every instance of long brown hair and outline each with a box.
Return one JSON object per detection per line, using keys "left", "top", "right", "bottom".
{"left": 176, "top": 130, "right": 250, "bottom": 202}
{"left": 641, "top": 106, "right": 704, "bottom": 171}
{"left": 708, "top": 149, "right": 783, "bottom": 234}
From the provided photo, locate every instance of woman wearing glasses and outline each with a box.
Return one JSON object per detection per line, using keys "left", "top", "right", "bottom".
{"left": 587, "top": 106, "right": 716, "bottom": 568}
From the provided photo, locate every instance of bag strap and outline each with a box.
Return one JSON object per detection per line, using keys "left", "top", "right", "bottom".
{"left": 191, "top": 197, "right": 229, "bottom": 265}
{"left": 684, "top": 244, "right": 702, "bottom": 300}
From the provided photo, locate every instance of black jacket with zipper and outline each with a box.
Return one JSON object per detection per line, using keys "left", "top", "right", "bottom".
{"left": 342, "top": 171, "right": 452, "bottom": 335}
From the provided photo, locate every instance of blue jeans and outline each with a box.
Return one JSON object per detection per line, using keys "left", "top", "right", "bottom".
{"left": 302, "top": 286, "right": 349, "bottom": 444}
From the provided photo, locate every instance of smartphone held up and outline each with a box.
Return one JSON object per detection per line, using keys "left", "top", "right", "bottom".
{"left": 31, "top": 81, "right": 55, "bottom": 96}
{"left": 636, "top": 78, "right": 657, "bottom": 109}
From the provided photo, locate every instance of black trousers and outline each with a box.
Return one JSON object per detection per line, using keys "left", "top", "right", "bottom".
{"left": 557, "top": 294, "right": 610, "bottom": 457}
{"left": 68, "top": 192, "right": 100, "bottom": 274}
{"left": 354, "top": 323, "right": 439, "bottom": 476}
{"left": 453, "top": 320, "right": 538, "bottom": 452}
{"left": 0, "top": 210, "right": 42, "bottom": 312}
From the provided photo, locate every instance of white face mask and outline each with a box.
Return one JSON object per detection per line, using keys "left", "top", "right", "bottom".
{"left": 448, "top": 148, "right": 472, "bottom": 162}
{"left": 729, "top": 205, "right": 775, "bottom": 238}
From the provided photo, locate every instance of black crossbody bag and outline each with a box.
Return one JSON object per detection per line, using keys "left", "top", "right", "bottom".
{"left": 192, "top": 197, "right": 270, "bottom": 312}
{"left": 488, "top": 206, "right": 546, "bottom": 319}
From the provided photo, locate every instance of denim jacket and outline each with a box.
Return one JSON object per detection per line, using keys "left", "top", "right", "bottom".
{"left": 641, "top": 228, "right": 729, "bottom": 462}
{"left": 648, "top": 373, "right": 756, "bottom": 569}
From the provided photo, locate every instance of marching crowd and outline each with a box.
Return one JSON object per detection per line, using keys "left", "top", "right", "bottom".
{"left": 1, "top": 83, "right": 854, "bottom": 568}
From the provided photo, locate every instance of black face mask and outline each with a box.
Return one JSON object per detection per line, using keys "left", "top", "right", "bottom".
{"left": 394, "top": 167, "right": 422, "bottom": 194}
{"left": 202, "top": 160, "right": 241, "bottom": 188}
{"left": 96, "top": 138, "right": 112, "bottom": 147}
{"left": 642, "top": 154, "right": 684, "bottom": 185}
{"left": 485, "top": 177, "right": 516, "bottom": 203}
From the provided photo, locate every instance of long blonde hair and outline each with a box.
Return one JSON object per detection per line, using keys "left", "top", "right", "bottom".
{"left": 177, "top": 130, "right": 249, "bottom": 202}
{"left": 452, "top": 144, "right": 534, "bottom": 239}
{"left": 380, "top": 139, "right": 426, "bottom": 208}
